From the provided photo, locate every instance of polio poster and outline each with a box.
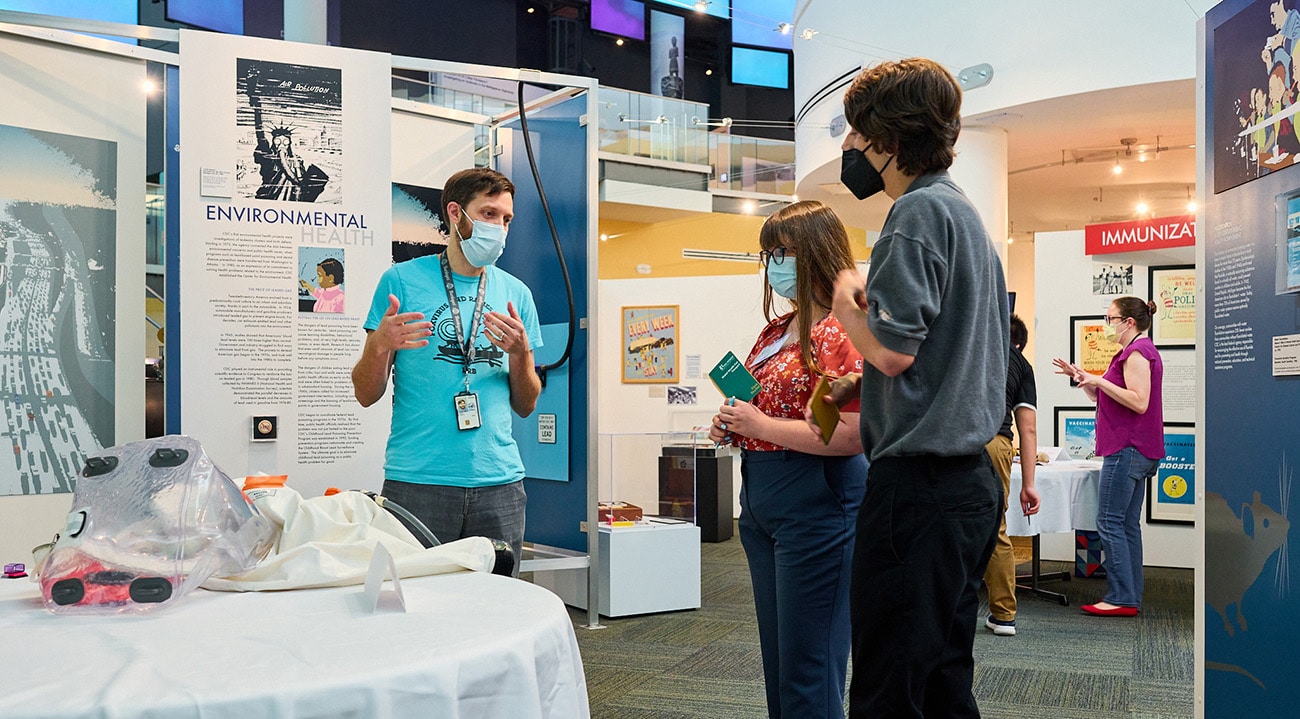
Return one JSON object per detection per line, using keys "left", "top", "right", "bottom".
{"left": 179, "top": 31, "right": 392, "bottom": 496}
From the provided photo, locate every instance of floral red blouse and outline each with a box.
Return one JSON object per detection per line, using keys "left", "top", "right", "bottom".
{"left": 733, "top": 313, "right": 863, "bottom": 452}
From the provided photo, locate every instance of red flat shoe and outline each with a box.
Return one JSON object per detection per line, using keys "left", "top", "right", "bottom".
{"left": 1081, "top": 603, "right": 1138, "bottom": 617}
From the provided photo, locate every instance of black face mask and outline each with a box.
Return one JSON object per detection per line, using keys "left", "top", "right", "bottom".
{"left": 840, "top": 148, "right": 893, "bottom": 200}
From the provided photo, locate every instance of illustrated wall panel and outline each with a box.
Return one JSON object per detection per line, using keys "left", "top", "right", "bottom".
{"left": 0, "top": 28, "right": 147, "bottom": 559}
{"left": 1204, "top": 3, "right": 1300, "bottom": 709}
{"left": 178, "top": 30, "right": 392, "bottom": 497}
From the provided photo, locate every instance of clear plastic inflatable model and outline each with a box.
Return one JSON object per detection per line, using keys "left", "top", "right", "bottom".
{"left": 34, "top": 436, "right": 276, "bottom": 614}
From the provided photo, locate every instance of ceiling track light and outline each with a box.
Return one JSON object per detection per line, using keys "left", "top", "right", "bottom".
{"left": 694, "top": 0, "right": 708, "bottom": 11}
{"left": 800, "top": 28, "right": 818, "bottom": 40}
{"left": 776, "top": 22, "right": 793, "bottom": 34}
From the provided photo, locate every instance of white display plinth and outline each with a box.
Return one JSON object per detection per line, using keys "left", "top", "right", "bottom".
{"left": 534, "top": 520, "right": 701, "bottom": 617}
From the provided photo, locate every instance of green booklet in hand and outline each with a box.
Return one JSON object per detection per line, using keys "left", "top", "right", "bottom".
{"left": 709, "top": 351, "right": 761, "bottom": 402}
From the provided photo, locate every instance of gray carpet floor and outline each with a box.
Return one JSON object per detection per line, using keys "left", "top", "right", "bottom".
{"left": 537, "top": 531, "right": 1194, "bottom": 719}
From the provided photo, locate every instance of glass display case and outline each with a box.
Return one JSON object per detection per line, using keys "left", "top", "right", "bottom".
{"left": 534, "top": 432, "right": 731, "bottom": 617}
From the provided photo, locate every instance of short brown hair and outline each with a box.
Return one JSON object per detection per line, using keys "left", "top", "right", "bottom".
{"left": 843, "top": 58, "right": 962, "bottom": 176}
{"left": 441, "top": 168, "right": 515, "bottom": 224}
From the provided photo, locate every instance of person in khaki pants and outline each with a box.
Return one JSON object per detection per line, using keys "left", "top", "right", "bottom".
{"left": 983, "top": 314, "right": 1042, "bottom": 636}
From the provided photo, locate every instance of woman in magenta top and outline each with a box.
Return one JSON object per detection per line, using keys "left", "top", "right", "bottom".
{"left": 1053, "top": 297, "right": 1164, "bottom": 616}
{"left": 708, "top": 201, "right": 866, "bottom": 718}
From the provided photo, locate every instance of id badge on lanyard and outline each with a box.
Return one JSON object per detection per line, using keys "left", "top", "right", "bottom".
{"left": 441, "top": 254, "right": 487, "bottom": 432}
{"left": 455, "top": 391, "right": 481, "bottom": 430}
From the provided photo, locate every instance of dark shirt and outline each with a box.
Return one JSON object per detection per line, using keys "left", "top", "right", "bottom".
{"left": 997, "top": 347, "right": 1036, "bottom": 439}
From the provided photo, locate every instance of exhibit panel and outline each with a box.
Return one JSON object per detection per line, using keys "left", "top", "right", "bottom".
{"left": 0, "top": 22, "right": 150, "bottom": 560}
{"left": 1203, "top": 1, "right": 1300, "bottom": 712}
{"left": 178, "top": 30, "right": 393, "bottom": 497}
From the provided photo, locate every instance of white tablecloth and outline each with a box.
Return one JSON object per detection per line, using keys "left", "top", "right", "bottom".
{"left": 0, "top": 571, "right": 589, "bottom": 719}
{"left": 1006, "top": 460, "right": 1103, "bottom": 536}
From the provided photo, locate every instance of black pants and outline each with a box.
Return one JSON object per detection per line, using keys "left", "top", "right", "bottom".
{"left": 848, "top": 453, "right": 1002, "bottom": 719}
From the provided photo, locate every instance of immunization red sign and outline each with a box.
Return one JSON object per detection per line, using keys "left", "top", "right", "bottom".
{"left": 1084, "top": 215, "right": 1196, "bottom": 255}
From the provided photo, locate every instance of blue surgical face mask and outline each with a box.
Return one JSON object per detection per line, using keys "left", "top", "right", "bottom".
{"left": 766, "top": 260, "right": 797, "bottom": 299}
{"left": 454, "top": 214, "right": 508, "bottom": 268}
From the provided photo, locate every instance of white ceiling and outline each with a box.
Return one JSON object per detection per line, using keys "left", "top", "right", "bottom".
{"left": 796, "top": 78, "right": 1198, "bottom": 242}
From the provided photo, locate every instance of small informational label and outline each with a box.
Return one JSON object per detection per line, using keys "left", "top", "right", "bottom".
{"left": 199, "top": 167, "right": 234, "bottom": 198}
{"left": 685, "top": 354, "right": 701, "bottom": 379}
{"left": 1273, "top": 333, "right": 1300, "bottom": 376}
{"left": 648, "top": 386, "right": 666, "bottom": 398}
{"left": 538, "top": 413, "right": 557, "bottom": 444}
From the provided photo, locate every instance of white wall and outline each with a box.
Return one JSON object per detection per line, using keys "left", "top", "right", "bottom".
{"left": 598, "top": 273, "right": 769, "bottom": 518}
{"left": 1033, "top": 229, "right": 1195, "bottom": 568}
{"left": 793, "top": 0, "right": 1207, "bottom": 188}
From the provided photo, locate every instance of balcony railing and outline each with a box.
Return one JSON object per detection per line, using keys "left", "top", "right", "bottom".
{"left": 388, "top": 78, "right": 795, "bottom": 197}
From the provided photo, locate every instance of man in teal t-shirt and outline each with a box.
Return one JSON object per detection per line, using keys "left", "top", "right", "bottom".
{"left": 353, "top": 168, "right": 542, "bottom": 573}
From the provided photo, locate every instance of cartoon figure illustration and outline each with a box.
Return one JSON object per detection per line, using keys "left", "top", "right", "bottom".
{"left": 1205, "top": 490, "right": 1290, "bottom": 637}
{"left": 1265, "top": 0, "right": 1300, "bottom": 73}
{"left": 242, "top": 65, "right": 330, "bottom": 202}
{"left": 299, "top": 257, "right": 345, "bottom": 313}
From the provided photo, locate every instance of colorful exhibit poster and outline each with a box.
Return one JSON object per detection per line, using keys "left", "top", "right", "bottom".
{"left": 1149, "top": 425, "right": 1194, "bottom": 524}
{"left": 1071, "top": 315, "right": 1123, "bottom": 379}
{"left": 1055, "top": 408, "right": 1098, "bottom": 461}
{"left": 622, "top": 305, "right": 678, "bottom": 383}
{"left": 1284, "top": 190, "right": 1300, "bottom": 292}
{"left": 1150, "top": 265, "right": 1196, "bottom": 347}
{"left": 179, "top": 31, "right": 393, "bottom": 497}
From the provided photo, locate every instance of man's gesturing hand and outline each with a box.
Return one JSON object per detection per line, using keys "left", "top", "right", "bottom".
{"left": 373, "top": 294, "right": 431, "bottom": 353}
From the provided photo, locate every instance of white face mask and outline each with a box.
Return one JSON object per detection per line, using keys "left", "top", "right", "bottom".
{"left": 453, "top": 212, "right": 508, "bottom": 268}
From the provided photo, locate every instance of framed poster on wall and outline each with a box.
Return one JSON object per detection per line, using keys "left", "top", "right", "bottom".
{"left": 1054, "top": 406, "right": 1098, "bottom": 461}
{"left": 622, "top": 305, "right": 679, "bottom": 383}
{"left": 1276, "top": 186, "right": 1300, "bottom": 294}
{"left": 1149, "top": 265, "right": 1196, "bottom": 347}
{"left": 1069, "top": 315, "right": 1122, "bottom": 385}
{"left": 1148, "top": 423, "right": 1195, "bottom": 525}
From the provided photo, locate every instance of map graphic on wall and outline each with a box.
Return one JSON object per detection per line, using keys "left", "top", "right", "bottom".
{"left": 235, "top": 58, "right": 343, "bottom": 204}
{"left": 0, "top": 123, "right": 117, "bottom": 496}
{"left": 391, "top": 182, "right": 445, "bottom": 264}
{"left": 1212, "top": 0, "right": 1300, "bottom": 193}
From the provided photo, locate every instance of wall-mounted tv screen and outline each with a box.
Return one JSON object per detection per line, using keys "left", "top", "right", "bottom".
{"left": 654, "top": 0, "right": 728, "bottom": 20}
{"left": 592, "top": 0, "right": 645, "bottom": 40}
{"left": 731, "top": 0, "right": 794, "bottom": 50}
{"left": 0, "top": 0, "right": 136, "bottom": 31}
{"left": 732, "top": 46, "right": 789, "bottom": 89}
{"left": 166, "top": 0, "right": 243, "bottom": 35}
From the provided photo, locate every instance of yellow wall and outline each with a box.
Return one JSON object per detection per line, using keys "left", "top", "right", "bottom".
{"left": 599, "top": 212, "right": 871, "bottom": 280}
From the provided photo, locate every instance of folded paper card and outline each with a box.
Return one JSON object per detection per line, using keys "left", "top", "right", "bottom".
{"left": 709, "top": 351, "right": 761, "bottom": 402}
{"left": 1036, "top": 446, "right": 1072, "bottom": 463}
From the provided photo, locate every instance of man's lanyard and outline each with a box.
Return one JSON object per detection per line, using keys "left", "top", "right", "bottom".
{"left": 439, "top": 252, "right": 487, "bottom": 392}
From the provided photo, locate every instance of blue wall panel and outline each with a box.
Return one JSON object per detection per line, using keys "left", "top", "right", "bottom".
{"left": 496, "top": 94, "right": 590, "bottom": 553}
{"left": 1205, "top": 0, "right": 1300, "bottom": 712}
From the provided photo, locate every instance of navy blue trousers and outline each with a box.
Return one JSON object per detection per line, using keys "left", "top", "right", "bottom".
{"left": 848, "top": 453, "right": 1002, "bottom": 719}
{"left": 740, "top": 450, "right": 867, "bottom": 719}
